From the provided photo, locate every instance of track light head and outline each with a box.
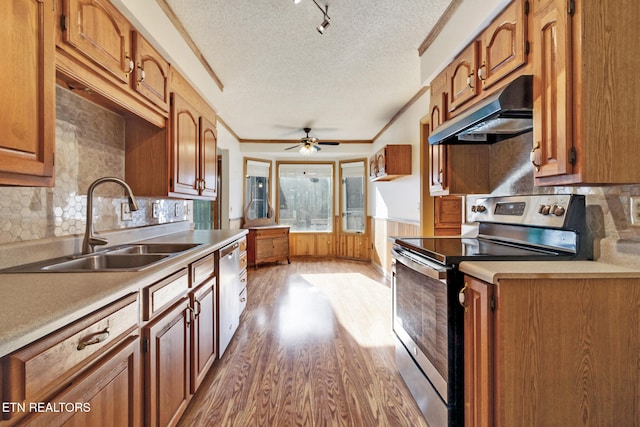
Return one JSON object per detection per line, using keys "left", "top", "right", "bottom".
{"left": 316, "top": 18, "right": 330, "bottom": 34}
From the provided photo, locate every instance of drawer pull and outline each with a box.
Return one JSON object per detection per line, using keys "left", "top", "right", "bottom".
{"left": 77, "top": 328, "right": 110, "bottom": 351}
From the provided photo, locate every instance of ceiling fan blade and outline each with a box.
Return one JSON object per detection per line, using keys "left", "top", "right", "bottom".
{"left": 317, "top": 141, "right": 340, "bottom": 146}
{"left": 313, "top": 145, "right": 321, "bottom": 151}
{"left": 285, "top": 144, "right": 301, "bottom": 150}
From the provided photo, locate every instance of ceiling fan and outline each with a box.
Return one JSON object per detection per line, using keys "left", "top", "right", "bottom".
{"left": 285, "top": 127, "right": 340, "bottom": 154}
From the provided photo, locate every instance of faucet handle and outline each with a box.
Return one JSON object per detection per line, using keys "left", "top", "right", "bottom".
{"left": 89, "top": 236, "right": 108, "bottom": 247}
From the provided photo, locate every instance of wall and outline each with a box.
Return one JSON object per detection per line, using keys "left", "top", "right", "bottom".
{"left": 0, "top": 87, "right": 189, "bottom": 246}
{"left": 216, "top": 124, "right": 244, "bottom": 228}
{"left": 467, "top": 133, "right": 640, "bottom": 269}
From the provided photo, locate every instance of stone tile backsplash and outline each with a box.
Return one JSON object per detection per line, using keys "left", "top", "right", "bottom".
{"left": 0, "top": 86, "right": 190, "bottom": 245}
{"left": 468, "top": 134, "right": 640, "bottom": 269}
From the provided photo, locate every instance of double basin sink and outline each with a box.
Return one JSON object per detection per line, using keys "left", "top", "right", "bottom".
{"left": 1, "top": 243, "right": 202, "bottom": 273}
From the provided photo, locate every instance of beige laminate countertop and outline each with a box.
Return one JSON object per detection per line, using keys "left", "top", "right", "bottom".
{"left": 459, "top": 260, "right": 640, "bottom": 285}
{"left": 0, "top": 229, "right": 247, "bottom": 358}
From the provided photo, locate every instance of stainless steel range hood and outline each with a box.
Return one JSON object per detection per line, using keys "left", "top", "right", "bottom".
{"left": 428, "top": 75, "right": 533, "bottom": 145}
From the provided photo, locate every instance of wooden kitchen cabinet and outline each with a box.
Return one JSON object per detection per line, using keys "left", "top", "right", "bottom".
{"left": 369, "top": 145, "right": 412, "bottom": 182}
{"left": 133, "top": 31, "right": 170, "bottom": 112}
{"left": 246, "top": 225, "right": 290, "bottom": 268}
{"left": 447, "top": 41, "right": 479, "bottom": 115}
{"left": 19, "top": 335, "right": 142, "bottom": 427}
{"left": 434, "top": 196, "right": 462, "bottom": 236}
{"left": 461, "top": 274, "right": 640, "bottom": 427}
{"left": 1, "top": 293, "right": 140, "bottom": 424}
{"left": 0, "top": 0, "right": 55, "bottom": 186}
{"left": 478, "top": 0, "right": 529, "bottom": 90}
{"left": 531, "top": 0, "right": 640, "bottom": 185}
{"left": 55, "top": 0, "right": 169, "bottom": 127}
{"left": 143, "top": 298, "right": 191, "bottom": 427}
{"left": 189, "top": 277, "right": 217, "bottom": 393}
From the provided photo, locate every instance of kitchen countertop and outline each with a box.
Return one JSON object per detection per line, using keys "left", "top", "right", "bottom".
{"left": 459, "top": 260, "right": 640, "bottom": 285}
{"left": 0, "top": 229, "right": 247, "bottom": 358}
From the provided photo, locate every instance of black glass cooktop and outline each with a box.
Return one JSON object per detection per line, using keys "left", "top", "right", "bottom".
{"left": 395, "top": 237, "right": 576, "bottom": 265}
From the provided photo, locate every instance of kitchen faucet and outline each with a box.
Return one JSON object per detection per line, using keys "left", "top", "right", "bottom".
{"left": 82, "top": 177, "right": 139, "bottom": 254}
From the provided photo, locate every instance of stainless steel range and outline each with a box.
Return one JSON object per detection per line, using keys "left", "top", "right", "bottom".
{"left": 391, "top": 194, "right": 588, "bottom": 427}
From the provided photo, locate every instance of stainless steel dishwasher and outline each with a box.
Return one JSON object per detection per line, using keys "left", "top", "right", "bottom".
{"left": 219, "top": 241, "right": 241, "bottom": 357}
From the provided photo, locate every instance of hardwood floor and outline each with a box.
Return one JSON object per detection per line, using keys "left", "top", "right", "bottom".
{"left": 177, "top": 258, "right": 429, "bottom": 427}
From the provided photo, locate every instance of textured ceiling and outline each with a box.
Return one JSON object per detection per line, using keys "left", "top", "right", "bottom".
{"left": 163, "top": 0, "right": 452, "bottom": 146}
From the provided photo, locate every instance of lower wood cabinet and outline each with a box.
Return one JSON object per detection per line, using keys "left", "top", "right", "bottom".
{"left": 189, "top": 278, "right": 217, "bottom": 393}
{"left": 142, "top": 298, "right": 191, "bottom": 427}
{"left": 461, "top": 274, "right": 640, "bottom": 427}
{"left": 246, "top": 225, "right": 290, "bottom": 268}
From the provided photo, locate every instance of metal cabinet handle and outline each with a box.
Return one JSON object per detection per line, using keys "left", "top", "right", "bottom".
{"left": 137, "top": 64, "right": 145, "bottom": 85}
{"left": 125, "top": 54, "right": 134, "bottom": 76}
{"left": 467, "top": 70, "right": 475, "bottom": 89}
{"left": 77, "top": 328, "right": 110, "bottom": 350}
{"left": 530, "top": 141, "right": 541, "bottom": 171}
{"left": 458, "top": 282, "right": 468, "bottom": 312}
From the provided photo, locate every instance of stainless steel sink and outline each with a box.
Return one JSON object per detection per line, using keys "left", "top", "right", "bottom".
{"left": 40, "top": 254, "right": 169, "bottom": 272}
{"left": 0, "top": 242, "right": 203, "bottom": 273}
{"left": 106, "top": 243, "right": 200, "bottom": 255}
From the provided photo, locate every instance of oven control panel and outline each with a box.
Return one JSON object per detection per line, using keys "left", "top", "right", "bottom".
{"left": 469, "top": 194, "right": 584, "bottom": 229}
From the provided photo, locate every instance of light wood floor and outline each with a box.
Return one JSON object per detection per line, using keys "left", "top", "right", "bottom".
{"left": 177, "top": 258, "right": 429, "bottom": 427}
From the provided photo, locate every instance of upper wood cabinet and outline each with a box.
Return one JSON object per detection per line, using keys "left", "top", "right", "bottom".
{"left": 479, "top": 0, "right": 528, "bottom": 89}
{"left": 0, "top": 0, "right": 55, "bottom": 186}
{"left": 447, "top": 41, "right": 479, "bottom": 114}
{"left": 530, "top": 0, "right": 640, "bottom": 186}
{"left": 369, "top": 145, "right": 412, "bottom": 182}
{"left": 55, "top": 0, "right": 170, "bottom": 127}
{"left": 171, "top": 94, "right": 218, "bottom": 199}
{"left": 60, "top": 0, "right": 132, "bottom": 84}
{"left": 133, "top": 31, "right": 170, "bottom": 111}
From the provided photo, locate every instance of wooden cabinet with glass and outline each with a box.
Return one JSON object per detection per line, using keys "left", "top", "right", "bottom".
{"left": 0, "top": 0, "right": 55, "bottom": 186}
{"left": 461, "top": 273, "right": 640, "bottom": 427}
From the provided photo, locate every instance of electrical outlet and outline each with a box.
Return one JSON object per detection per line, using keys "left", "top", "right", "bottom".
{"left": 174, "top": 203, "right": 180, "bottom": 217}
{"left": 121, "top": 202, "right": 133, "bottom": 221}
{"left": 631, "top": 197, "right": 640, "bottom": 226}
{"left": 152, "top": 202, "right": 160, "bottom": 219}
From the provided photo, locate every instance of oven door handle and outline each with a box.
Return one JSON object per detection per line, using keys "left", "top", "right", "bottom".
{"left": 391, "top": 247, "right": 448, "bottom": 280}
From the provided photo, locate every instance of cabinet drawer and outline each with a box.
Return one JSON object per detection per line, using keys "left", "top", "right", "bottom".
{"left": 2, "top": 293, "right": 138, "bottom": 416}
{"left": 191, "top": 253, "right": 215, "bottom": 288}
{"left": 143, "top": 268, "right": 189, "bottom": 320}
{"left": 238, "top": 237, "right": 247, "bottom": 253}
{"left": 239, "top": 251, "right": 247, "bottom": 271}
{"left": 256, "top": 228, "right": 288, "bottom": 237}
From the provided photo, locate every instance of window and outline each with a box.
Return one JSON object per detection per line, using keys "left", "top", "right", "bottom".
{"left": 277, "top": 162, "right": 333, "bottom": 232}
{"left": 244, "top": 158, "right": 271, "bottom": 219}
{"left": 340, "top": 160, "right": 366, "bottom": 233}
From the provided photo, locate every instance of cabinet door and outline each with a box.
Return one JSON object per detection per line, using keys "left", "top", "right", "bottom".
{"left": 190, "top": 279, "right": 217, "bottom": 393}
{"left": 448, "top": 41, "right": 479, "bottom": 114}
{"left": 376, "top": 149, "right": 386, "bottom": 176}
{"left": 199, "top": 116, "right": 218, "bottom": 199}
{"left": 0, "top": 0, "right": 55, "bottom": 186}
{"left": 171, "top": 94, "right": 200, "bottom": 197}
{"left": 143, "top": 299, "right": 191, "bottom": 427}
{"left": 22, "top": 336, "right": 142, "bottom": 427}
{"left": 531, "top": 0, "right": 573, "bottom": 179}
{"left": 429, "top": 144, "right": 448, "bottom": 195}
{"left": 479, "top": 0, "right": 528, "bottom": 89}
{"left": 462, "top": 277, "right": 495, "bottom": 427}
{"left": 62, "top": 0, "right": 132, "bottom": 84}
{"left": 133, "top": 31, "right": 169, "bottom": 111}
{"left": 434, "top": 196, "right": 462, "bottom": 236}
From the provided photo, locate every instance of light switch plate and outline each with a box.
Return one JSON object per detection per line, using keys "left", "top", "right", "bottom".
{"left": 630, "top": 197, "right": 640, "bottom": 226}
{"left": 121, "top": 203, "right": 133, "bottom": 221}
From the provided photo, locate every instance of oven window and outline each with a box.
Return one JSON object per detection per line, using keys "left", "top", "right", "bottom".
{"left": 395, "top": 261, "right": 449, "bottom": 380}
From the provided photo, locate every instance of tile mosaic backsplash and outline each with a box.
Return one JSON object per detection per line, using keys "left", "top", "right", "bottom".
{"left": 468, "top": 134, "right": 640, "bottom": 269}
{"left": 0, "top": 86, "right": 190, "bottom": 245}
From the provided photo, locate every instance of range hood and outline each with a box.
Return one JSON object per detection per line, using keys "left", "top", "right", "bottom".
{"left": 428, "top": 75, "right": 533, "bottom": 145}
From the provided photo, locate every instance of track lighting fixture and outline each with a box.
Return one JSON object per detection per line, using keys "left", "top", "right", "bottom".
{"left": 293, "top": 0, "right": 331, "bottom": 35}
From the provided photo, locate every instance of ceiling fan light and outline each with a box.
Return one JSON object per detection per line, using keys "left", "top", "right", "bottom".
{"left": 299, "top": 145, "right": 314, "bottom": 155}
{"left": 316, "top": 19, "right": 330, "bottom": 34}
